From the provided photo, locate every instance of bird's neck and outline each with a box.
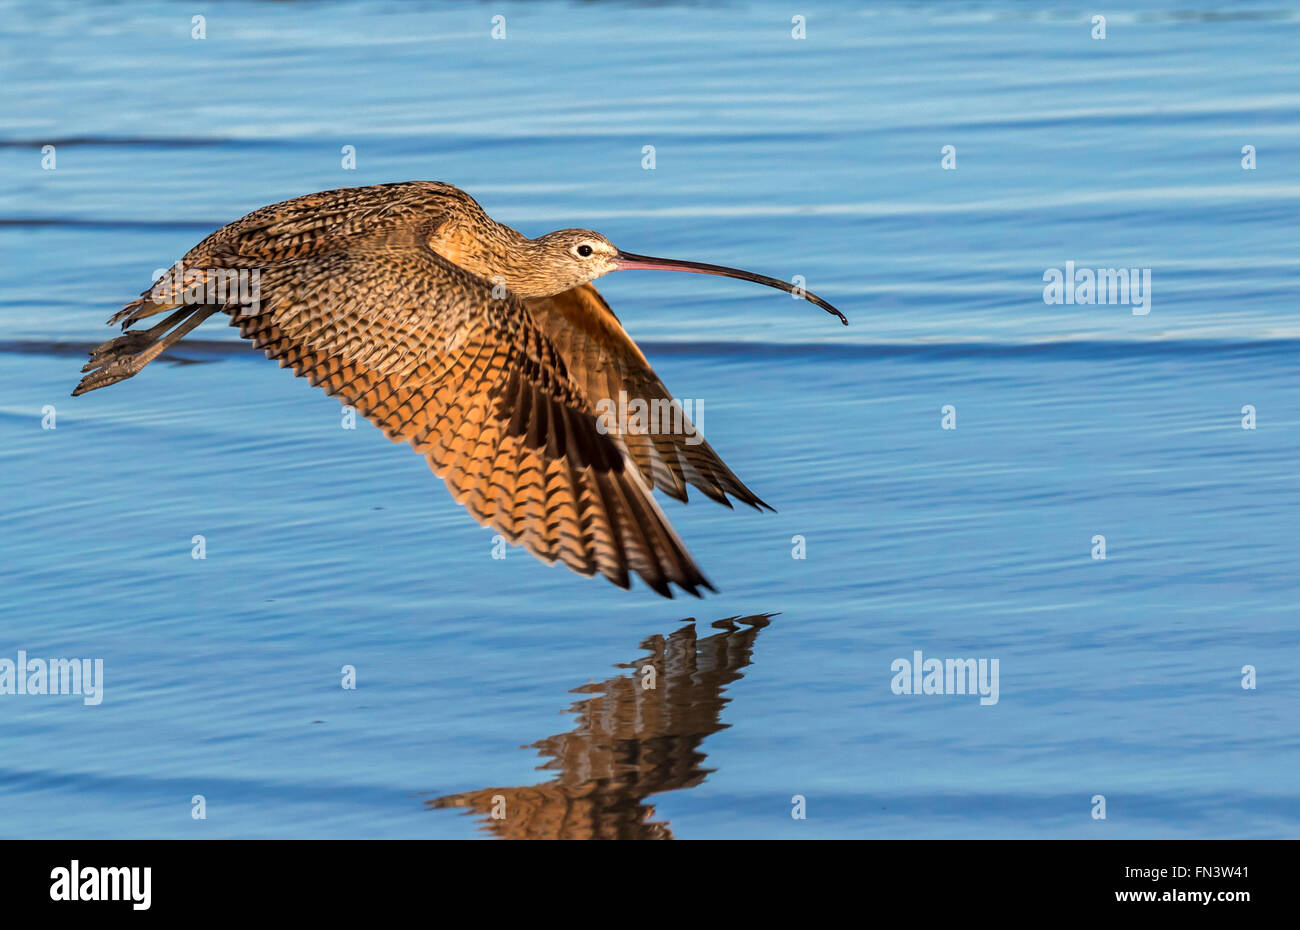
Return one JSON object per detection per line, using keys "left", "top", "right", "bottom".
{"left": 432, "top": 221, "right": 571, "bottom": 299}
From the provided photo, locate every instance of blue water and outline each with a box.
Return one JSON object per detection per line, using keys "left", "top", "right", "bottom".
{"left": 1, "top": 0, "right": 1297, "bottom": 838}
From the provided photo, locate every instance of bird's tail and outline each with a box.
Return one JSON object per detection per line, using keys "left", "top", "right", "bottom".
{"left": 73, "top": 303, "right": 219, "bottom": 396}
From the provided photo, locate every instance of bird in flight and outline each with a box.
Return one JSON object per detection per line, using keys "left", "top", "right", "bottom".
{"left": 74, "top": 181, "right": 846, "bottom": 597}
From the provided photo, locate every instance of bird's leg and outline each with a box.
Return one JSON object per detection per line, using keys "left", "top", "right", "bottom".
{"left": 74, "top": 306, "right": 220, "bottom": 395}
{"left": 86, "top": 306, "right": 194, "bottom": 362}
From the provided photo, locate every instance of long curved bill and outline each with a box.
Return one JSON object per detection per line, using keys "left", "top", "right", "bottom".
{"left": 613, "top": 251, "right": 848, "bottom": 325}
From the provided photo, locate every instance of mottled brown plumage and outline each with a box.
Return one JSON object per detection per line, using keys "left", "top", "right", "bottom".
{"left": 73, "top": 182, "right": 845, "bottom": 597}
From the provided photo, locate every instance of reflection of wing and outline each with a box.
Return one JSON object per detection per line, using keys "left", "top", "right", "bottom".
{"left": 526, "top": 284, "right": 771, "bottom": 510}
{"left": 430, "top": 614, "right": 772, "bottom": 840}
{"left": 426, "top": 783, "right": 674, "bottom": 841}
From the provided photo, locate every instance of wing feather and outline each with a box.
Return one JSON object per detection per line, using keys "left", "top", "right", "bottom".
{"left": 236, "top": 237, "right": 711, "bottom": 597}
{"left": 525, "top": 284, "right": 771, "bottom": 511}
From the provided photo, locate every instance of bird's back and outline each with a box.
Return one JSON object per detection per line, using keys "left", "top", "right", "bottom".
{"left": 185, "top": 180, "right": 486, "bottom": 266}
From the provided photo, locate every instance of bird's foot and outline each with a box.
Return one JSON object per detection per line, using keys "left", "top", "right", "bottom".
{"left": 85, "top": 330, "right": 156, "bottom": 362}
{"left": 73, "top": 353, "right": 148, "bottom": 396}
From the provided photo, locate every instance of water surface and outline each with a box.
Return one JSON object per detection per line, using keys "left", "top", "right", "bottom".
{"left": 1, "top": 0, "right": 1297, "bottom": 838}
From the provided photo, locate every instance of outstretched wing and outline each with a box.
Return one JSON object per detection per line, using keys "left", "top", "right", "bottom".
{"left": 236, "top": 235, "right": 713, "bottom": 598}
{"left": 525, "top": 284, "right": 770, "bottom": 510}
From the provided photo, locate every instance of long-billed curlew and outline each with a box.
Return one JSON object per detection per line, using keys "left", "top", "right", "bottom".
{"left": 74, "top": 181, "right": 846, "bottom": 597}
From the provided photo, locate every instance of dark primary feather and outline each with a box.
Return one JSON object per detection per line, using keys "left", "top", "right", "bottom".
{"left": 525, "top": 284, "right": 770, "bottom": 511}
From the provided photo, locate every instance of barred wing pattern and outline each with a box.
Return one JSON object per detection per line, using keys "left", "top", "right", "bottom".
{"left": 235, "top": 237, "right": 713, "bottom": 597}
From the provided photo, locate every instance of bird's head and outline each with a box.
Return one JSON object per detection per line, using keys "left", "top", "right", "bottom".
{"left": 521, "top": 227, "right": 848, "bottom": 325}
{"left": 528, "top": 228, "right": 622, "bottom": 292}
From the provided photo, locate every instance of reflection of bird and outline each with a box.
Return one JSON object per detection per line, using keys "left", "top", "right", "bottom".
{"left": 429, "top": 614, "right": 772, "bottom": 839}
{"left": 73, "top": 182, "right": 845, "bottom": 597}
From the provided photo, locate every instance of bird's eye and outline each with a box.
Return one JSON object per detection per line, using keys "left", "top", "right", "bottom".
{"left": 575, "top": 244, "right": 594, "bottom": 258}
